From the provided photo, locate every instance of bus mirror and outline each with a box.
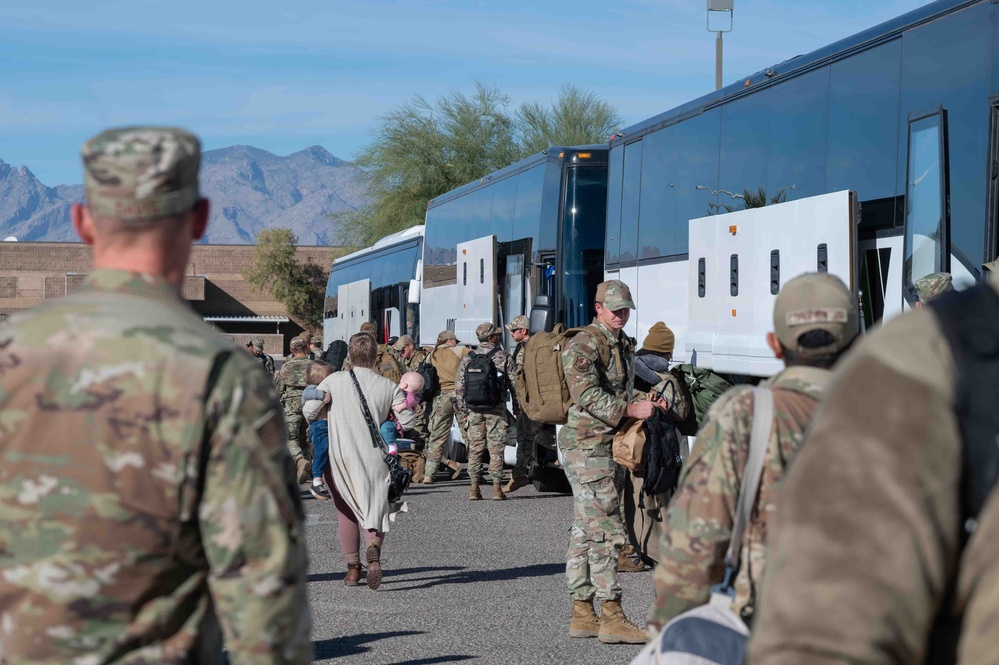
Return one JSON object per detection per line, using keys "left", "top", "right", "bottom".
{"left": 530, "top": 295, "right": 554, "bottom": 333}
{"left": 408, "top": 280, "right": 422, "bottom": 305}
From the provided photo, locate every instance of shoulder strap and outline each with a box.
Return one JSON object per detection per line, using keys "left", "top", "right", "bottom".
{"left": 724, "top": 386, "right": 774, "bottom": 570}
{"left": 485, "top": 347, "right": 500, "bottom": 360}
{"left": 348, "top": 370, "right": 385, "bottom": 451}
{"left": 930, "top": 285, "right": 999, "bottom": 533}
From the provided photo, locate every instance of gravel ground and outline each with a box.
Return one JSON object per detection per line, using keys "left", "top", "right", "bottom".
{"left": 304, "top": 475, "right": 654, "bottom": 664}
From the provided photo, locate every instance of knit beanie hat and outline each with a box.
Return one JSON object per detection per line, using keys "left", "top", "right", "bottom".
{"left": 641, "top": 322, "right": 675, "bottom": 355}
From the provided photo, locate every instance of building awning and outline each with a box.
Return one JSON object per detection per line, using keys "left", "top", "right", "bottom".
{"left": 203, "top": 316, "right": 290, "bottom": 323}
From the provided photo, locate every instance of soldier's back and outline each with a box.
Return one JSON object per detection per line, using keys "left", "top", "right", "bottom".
{"left": 0, "top": 270, "right": 277, "bottom": 662}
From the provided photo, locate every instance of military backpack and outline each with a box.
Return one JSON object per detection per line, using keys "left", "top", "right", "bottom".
{"left": 513, "top": 323, "right": 612, "bottom": 425}
{"left": 415, "top": 356, "right": 439, "bottom": 402}
{"left": 669, "top": 364, "right": 732, "bottom": 436}
{"left": 463, "top": 348, "right": 503, "bottom": 412}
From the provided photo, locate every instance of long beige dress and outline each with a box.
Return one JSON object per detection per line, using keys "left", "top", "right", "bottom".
{"left": 318, "top": 368, "right": 415, "bottom": 533}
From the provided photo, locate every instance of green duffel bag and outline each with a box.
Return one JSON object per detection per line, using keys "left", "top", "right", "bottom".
{"left": 669, "top": 364, "right": 732, "bottom": 436}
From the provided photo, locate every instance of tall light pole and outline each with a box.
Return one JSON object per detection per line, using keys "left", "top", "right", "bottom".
{"left": 707, "top": 0, "right": 733, "bottom": 91}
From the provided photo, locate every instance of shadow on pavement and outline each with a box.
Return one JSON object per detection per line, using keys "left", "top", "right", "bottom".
{"left": 393, "top": 657, "right": 476, "bottom": 664}
{"left": 313, "top": 630, "right": 424, "bottom": 658}
{"left": 308, "top": 565, "right": 465, "bottom": 583}
{"left": 384, "top": 562, "right": 563, "bottom": 590}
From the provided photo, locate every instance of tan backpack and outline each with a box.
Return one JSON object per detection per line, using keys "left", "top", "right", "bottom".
{"left": 513, "top": 324, "right": 611, "bottom": 425}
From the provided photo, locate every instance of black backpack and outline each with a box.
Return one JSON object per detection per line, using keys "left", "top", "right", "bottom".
{"left": 321, "top": 340, "right": 348, "bottom": 372}
{"left": 925, "top": 283, "right": 999, "bottom": 663}
{"left": 416, "top": 356, "right": 439, "bottom": 402}
{"left": 639, "top": 408, "right": 684, "bottom": 506}
{"left": 463, "top": 348, "right": 502, "bottom": 412}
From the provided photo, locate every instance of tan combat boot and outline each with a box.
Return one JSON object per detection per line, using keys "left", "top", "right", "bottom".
{"left": 445, "top": 460, "right": 464, "bottom": 480}
{"left": 492, "top": 482, "right": 506, "bottom": 501}
{"left": 618, "top": 551, "right": 647, "bottom": 573}
{"left": 295, "top": 457, "right": 311, "bottom": 485}
{"left": 468, "top": 483, "right": 482, "bottom": 501}
{"left": 598, "top": 599, "right": 649, "bottom": 644}
{"left": 569, "top": 599, "right": 600, "bottom": 638}
{"left": 422, "top": 461, "right": 438, "bottom": 484}
{"left": 504, "top": 475, "right": 532, "bottom": 493}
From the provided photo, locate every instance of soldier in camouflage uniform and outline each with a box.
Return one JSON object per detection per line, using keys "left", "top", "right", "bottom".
{"left": 248, "top": 335, "right": 275, "bottom": 377}
{"left": 913, "top": 271, "right": 954, "bottom": 308}
{"left": 0, "top": 126, "right": 311, "bottom": 664}
{"left": 505, "top": 314, "right": 554, "bottom": 493}
{"left": 750, "top": 278, "right": 999, "bottom": 663}
{"left": 396, "top": 334, "right": 430, "bottom": 447}
{"left": 423, "top": 330, "right": 470, "bottom": 483}
{"left": 455, "top": 323, "right": 516, "bottom": 501}
{"left": 648, "top": 273, "right": 860, "bottom": 630}
{"left": 275, "top": 336, "right": 313, "bottom": 484}
{"left": 342, "top": 321, "right": 405, "bottom": 382}
{"left": 561, "top": 280, "right": 661, "bottom": 645}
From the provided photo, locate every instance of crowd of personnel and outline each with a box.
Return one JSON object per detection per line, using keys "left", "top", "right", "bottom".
{"left": 0, "top": 125, "right": 994, "bottom": 665}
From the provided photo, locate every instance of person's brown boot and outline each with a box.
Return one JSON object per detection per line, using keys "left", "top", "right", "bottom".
{"left": 365, "top": 544, "right": 382, "bottom": 590}
{"left": 421, "top": 474, "right": 434, "bottom": 485}
{"left": 295, "top": 457, "right": 311, "bottom": 485}
{"left": 569, "top": 599, "right": 600, "bottom": 638}
{"left": 344, "top": 563, "right": 362, "bottom": 587}
{"left": 618, "top": 552, "right": 648, "bottom": 573}
{"left": 492, "top": 483, "right": 506, "bottom": 501}
{"left": 598, "top": 599, "right": 649, "bottom": 644}
{"left": 468, "top": 483, "right": 482, "bottom": 501}
{"left": 504, "top": 475, "right": 532, "bottom": 493}
{"left": 445, "top": 460, "right": 464, "bottom": 480}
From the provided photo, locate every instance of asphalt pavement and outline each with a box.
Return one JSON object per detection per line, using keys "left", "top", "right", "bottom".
{"left": 304, "top": 474, "right": 654, "bottom": 664}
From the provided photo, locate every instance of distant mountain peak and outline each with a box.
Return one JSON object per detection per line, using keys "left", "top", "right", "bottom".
{"left": 293, "top": 145, "right": 343, "bottom": 167}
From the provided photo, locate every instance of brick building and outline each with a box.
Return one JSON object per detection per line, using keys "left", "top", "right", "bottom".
{"left": 0, "top": 242, "right": 339, "bottom": 356}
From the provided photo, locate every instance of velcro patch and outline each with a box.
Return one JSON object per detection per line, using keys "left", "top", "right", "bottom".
{"left": 573, "top": 356, "right": 592, "bottom": 372}
{"left": 786, "top": 308, "right": 848, "bottom": 327}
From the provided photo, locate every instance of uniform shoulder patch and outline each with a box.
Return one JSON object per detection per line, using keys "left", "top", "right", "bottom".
{"left": 573, "top": 355, "right": 592, "bottom": 372}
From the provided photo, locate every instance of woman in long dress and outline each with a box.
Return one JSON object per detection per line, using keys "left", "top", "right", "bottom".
{"left": 318, "top": 333, "right": 415, "bottom": 589}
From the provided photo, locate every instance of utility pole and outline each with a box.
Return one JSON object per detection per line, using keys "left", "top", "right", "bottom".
{"left": 707, "top": 0, "right": 733, "bottom": 91}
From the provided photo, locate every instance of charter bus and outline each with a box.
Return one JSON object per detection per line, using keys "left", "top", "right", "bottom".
{"left": 322, "top": 225, "right": 423, "bottom": 347}
{"left": 605, "top": 0, "right": 995, "bottom": 373}
{"left": 420, "top": 146, "right": 608, "bottom": 350}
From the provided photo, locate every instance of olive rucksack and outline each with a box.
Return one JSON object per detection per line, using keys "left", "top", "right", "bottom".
{"left": 513, "top": 324, "right": 611, "bottom": 425}
{"left": 669, "top": 364, "right": 732, "bottom": 436}
{"left": 463, "top": 348, "right": 502, "bottom": 412}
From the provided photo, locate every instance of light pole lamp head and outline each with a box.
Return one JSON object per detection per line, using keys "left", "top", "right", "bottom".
{"left": 707, "top": 0, "right": 733, "bottom": 10}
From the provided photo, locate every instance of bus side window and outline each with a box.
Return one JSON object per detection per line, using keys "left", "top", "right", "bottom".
{"left": 903, "top": 108, "right": 949, "bottom": 296}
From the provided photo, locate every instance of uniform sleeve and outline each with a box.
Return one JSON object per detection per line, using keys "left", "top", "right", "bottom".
{"left": 749, "top": 347, "right": 960, "bottom": 664}
{"left": 272, "top": 366, "right": 285, "bottom": 393}
{"left": 454, "top": 355, "right": 469, "bottom": 410}
{"left": 649, "top": 388, "right": 749, "bottom": 627}
{"left": 562, "top": 333, "right": 628, "bottom": 427}
{"left": 199, "top": 355, "right": 312, "bottom": 664}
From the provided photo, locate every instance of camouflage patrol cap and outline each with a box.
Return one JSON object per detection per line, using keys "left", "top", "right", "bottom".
{"left": 81, "top": 126, "right": 201, "bottom": 221}
{"left": 475, "top": 322, "right": 501, "bottom": 341}
{"left": 596, "top": 280, "right": 636, "bottom": 310}
{"left": 290, "top": 337, "right": 307, "bottom": 352}
{"left": 505, "top": 315, "right": 530, "bottom": 331}
{"left": 359, "top": 322, "right": 377, "bottom": 336}
{"left": 436, "top": 330, "right": 458, "bottom": 345}
{"left": 394, "top": 334, "right": 415, "bottom": 350}
{"left": 774, "top": 273, "right": 859, "bottom": 357}
{"left": 250, "top": 336, "right": 264, "bottom": 351}
{"left": 913, "top": 272, "right": 954, "bottom": 303}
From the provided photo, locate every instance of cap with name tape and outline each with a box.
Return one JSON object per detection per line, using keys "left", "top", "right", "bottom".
{"left": 774, "top": 273, "right": 859, "bottom": 357}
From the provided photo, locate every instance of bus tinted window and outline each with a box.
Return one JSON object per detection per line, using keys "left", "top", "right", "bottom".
{"left": 561, "top": 166, "right": 607, "bottom": 327}
{"left": 639, "top": 129, "right": 675, "bottom": 259}
{"left": 620, "top": 141, "right": 643, "bottom": 264}
{"left": 325, "top": 241, "right": 421, "bottom": 316}
{"left": 767, "top": 67, "right": 830, "bottom": 202}
{"left": 512, "top": 164, "right": 546, "bottom": 246}
{"left": 605, "top": 146, "right": 624, "bottom": 265}
{"left": 828, "top": 40, "right": 903, "bottom": 232}
{"left": 719, "top": 91, "right": 770, "bottom": 207}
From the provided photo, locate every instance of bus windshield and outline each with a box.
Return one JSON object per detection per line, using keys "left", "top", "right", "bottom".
{"left": 560, "top": 165, "right": 607, "bottom": 328}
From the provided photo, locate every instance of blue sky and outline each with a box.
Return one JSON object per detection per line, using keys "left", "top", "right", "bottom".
{"left": 2, "top": 0, "right": 929, "bottom": 185}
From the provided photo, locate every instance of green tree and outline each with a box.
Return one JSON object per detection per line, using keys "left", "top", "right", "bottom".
{"left": 516, "top": 83, "right": 622, "bottom": 155}
{"left": 708, "top": 186, "right": 795, "bottom": 215}
{"left": 245, "top": 228, "right": 329, "bottom": 330}
{"left": 338, "top": 82, "right": 621, "bottom": 245}
{"left": 342, "top": 82, "right": 521, "bottom": 246}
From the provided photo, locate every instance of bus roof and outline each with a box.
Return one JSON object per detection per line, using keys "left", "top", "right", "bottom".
{"left": 332, "top": 224, "right": 424, "bottom": 266}
{"left": 612, "top": 0, "right": 976, "bottom": 146}
{"left": 426, "top": 144, "right": 608, "bottom": 210}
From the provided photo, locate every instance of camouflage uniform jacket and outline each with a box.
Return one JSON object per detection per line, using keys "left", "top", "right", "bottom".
{"left": 342, "top": 344, "right": 404, "bottom": 383}
{"left": 558, "top": 319, "right": 635, "bottom": 451}
{"left": 275, "top": 355, "right": 311, "bottom": 403}
{"left": 405, "top": 346, "right": 429, "bottom": 372}
{"left": 649, "top": 365, "right": 831, "bottom": 627}
{"left": 256, "top": 350, "right": 275, "bottom": 377}
{"left": 749, "top": 287, "right": 999, "bottom": 665}
{"left": 454, "top": 341, "right": 514, "bottom": 411}
{"left": 0, "top": 270, "right": 311, "bottom": 664}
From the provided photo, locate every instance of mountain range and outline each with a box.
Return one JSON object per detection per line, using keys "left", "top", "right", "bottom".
{"left": 0, "top": 145, "right": 370, "bottom": 245}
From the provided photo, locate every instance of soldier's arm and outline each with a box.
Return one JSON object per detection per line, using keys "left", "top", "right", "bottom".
{"left": 648, "top": 389, "right": 748, "bottom": 627}
{"left": 562, "top": 334, "right": 628, "bottom": 427}
{"left": 199, "top": 355, "right": 312, "bottom": 664}
{"left": 749, "top": 324, "right": 960, "bottom": 665}
{"left": 454, "top": 355, "right": 468, "bottom": 410}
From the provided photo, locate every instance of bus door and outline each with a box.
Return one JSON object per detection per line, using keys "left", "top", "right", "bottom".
{"left": 686, "top": 190, "right": 858, "bottom": 377}
{"left": 455, "top": 236, "right": 497, "bottom": 345}
{"left": 335, "top": 278, "right": 370, "bottom": 342}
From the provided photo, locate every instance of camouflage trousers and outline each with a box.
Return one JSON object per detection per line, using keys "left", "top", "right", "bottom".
{"left": 426, "top": 391, "right": 467, "bottom": 473}
{"left": 512, "top": 410, "right": 549, "bottom": 479}
{"left": 562, "top": 447, "right": 625, "bottom": 601}
{"left": 283, "top": 396, "right": 312, "bottom": 464}
{"left": 466, "top": 407, "right": 507, "bottom": 484}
